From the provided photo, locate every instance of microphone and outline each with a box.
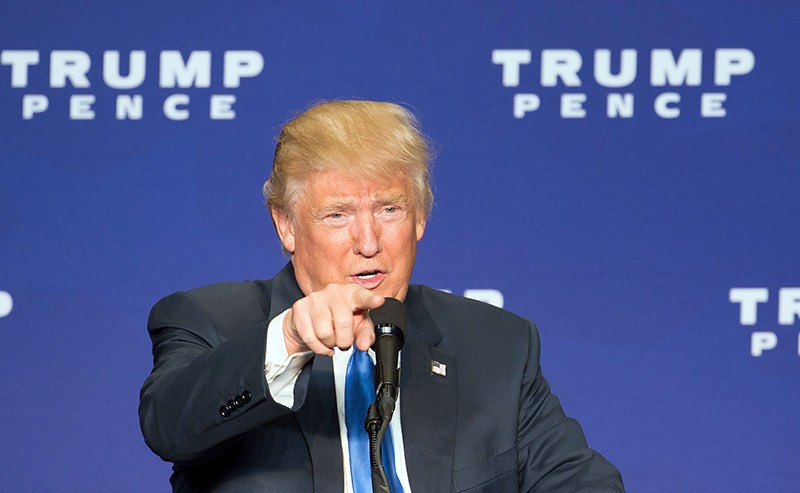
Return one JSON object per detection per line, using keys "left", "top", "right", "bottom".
{"left": 365, "top": 298, "right": 407, "bottom": 492}
{"left": 369, "top": 297, "right": 407, "bottom": 419}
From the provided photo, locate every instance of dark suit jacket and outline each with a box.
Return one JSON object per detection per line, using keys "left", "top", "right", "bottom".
{"left": 140, "top": 263, "right": 623, "bottom": 492}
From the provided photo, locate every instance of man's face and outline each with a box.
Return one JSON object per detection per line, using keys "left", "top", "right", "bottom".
{"left": 273, "top": 169, "right": 426, "bottom": 301}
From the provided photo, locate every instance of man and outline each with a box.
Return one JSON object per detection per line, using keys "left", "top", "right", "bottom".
{"left": 139, "top": 100, "right": 624, "bottom": 492}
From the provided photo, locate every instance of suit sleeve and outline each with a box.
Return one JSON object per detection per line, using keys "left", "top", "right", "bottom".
{"left": 138, "top": 290, "right": 310, "bottom": 465}
{"left": 517, "top": 321, "right": 625, "bottom": 492}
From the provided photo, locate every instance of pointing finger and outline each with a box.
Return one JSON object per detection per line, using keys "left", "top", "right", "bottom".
{"left": 350, "top": 286, "right": 385, "bottom": 311}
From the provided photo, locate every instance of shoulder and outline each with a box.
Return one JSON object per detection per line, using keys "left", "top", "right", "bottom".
{"left": 409, "top": 284, "right": 530, "bottom": 324}
{"left": 408, "top": 284, "right": 535, "bottom": 341}
{"left": 148, "top": 279, "right": 273, "bottom": 332}
{"left": 176, "top": 280, "right": 271, "bottom": 306}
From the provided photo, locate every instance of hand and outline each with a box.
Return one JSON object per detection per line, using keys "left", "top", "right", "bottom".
{"left": 283, "top": 284, "right": 385, "bottom": 356}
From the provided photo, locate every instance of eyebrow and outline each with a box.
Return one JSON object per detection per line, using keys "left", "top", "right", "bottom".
{"left": 315, "top": 200, "right": 355, "bottom": 216}
{"left": 373, "top": 192, "right": 409, "bottom": 205}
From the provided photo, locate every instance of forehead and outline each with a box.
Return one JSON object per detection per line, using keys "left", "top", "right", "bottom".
{"left": 300, "top": 169, "right": 412, "bottom": 205}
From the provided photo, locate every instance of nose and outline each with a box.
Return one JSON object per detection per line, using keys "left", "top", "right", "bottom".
{"left": 352, "top": 213, "right": 381, "bottom": 257}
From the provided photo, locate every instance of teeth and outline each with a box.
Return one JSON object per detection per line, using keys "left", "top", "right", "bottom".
{"left": 357, "top": 272, "right": 377, "bottom": 279}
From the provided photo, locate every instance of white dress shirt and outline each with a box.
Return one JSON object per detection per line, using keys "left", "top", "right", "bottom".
{"left": 264, "top": 310, "right": 412, "bottom": 493}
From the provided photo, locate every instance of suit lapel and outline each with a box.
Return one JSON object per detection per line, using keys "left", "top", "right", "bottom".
{"left": 294, "top": 355, "right": 344, "bottom": 492}
{"left": 401, "top": 288, "right": 457, "bottom": 492}
{"left": 270, "top": 263, "right": 345, "bottom": 492}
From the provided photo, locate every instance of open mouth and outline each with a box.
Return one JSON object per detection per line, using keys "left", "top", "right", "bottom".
{"left": 356, "top": 271, "right": 380, "bottom": 279}
{"left": 351, "top": 270, "right": 385, "bottom": 288}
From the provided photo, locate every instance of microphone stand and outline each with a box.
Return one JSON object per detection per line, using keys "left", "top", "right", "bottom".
{"left": 365, "top": 383, "right": 396, "bottom": 493}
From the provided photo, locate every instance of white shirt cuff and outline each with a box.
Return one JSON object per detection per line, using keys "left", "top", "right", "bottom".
{"left": 264, "top": 309, "right": 313, "bottom": 408}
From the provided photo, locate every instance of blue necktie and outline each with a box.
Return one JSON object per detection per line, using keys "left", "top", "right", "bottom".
{"left": 345, "top": 349, "right": 403, "bottom": 493}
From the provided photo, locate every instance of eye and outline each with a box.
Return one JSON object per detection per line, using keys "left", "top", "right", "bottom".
{"left": 321, "top": 211, "right": 350, "bottom": 227}
{"left": 379, "top": 206, "right": 402, "bottom": 217}
{"left": 378, "top": 205, "right": 404, "bottom": 221}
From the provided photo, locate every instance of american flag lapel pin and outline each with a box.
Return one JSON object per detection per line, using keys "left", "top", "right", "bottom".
{"left": 431, "top": 360, "right": 447, "bottom": 377}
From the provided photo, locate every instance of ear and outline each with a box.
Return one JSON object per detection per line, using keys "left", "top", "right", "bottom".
{"left": 415, "top": 213, "right": 427, "bottom": 242}
{"left": 271, "top": 208, "right": 296, "bottom": 254}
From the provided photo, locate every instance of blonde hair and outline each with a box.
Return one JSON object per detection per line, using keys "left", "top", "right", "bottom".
{"left": 264, "top": 100, "right": 433, "bottom": 219}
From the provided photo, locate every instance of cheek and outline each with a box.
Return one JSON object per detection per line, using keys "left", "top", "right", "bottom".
{"left": 303, "top": 229, "right": 352, "bottom": 261}
{"left": 385, "top": 225, "right": 418, "bottom": 260}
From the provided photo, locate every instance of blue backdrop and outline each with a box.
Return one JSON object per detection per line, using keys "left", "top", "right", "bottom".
{"left": 1, "top": 1, "right": 798, "bottom": 491}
